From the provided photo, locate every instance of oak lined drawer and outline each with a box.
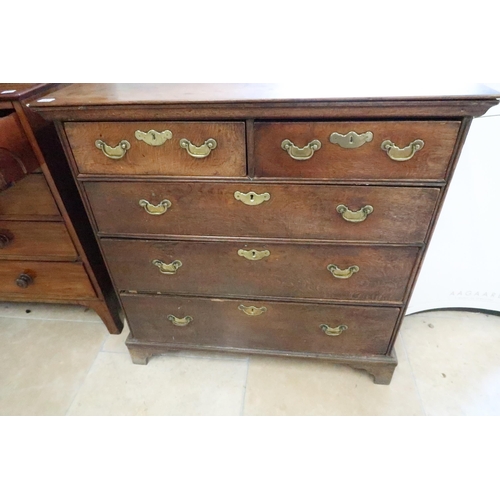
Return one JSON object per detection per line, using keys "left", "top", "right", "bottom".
{"left": 0, "top": 261, "right": 96, "bottom": 299}
{"left": 254, "top": 121, "right": 460, "bottom": 180}
{"left": 102, "top": 239, "right": 419, "bottom": 303}
{"left": 85, "top": 182, "right": 440, "bottom": 243}
{"left": 65, "top": 121, "right": 246, "bottom": 176}
{"left": 122, "top": 294, "right": 400, "bottom": 356}
{"left": 0, "top": 221, "right": 77, "bottom": 260}
{"left": 0, "top": 174, "right": 61, "bottom": 220}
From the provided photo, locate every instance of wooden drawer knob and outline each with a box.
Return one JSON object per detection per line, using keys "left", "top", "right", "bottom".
{"left": 16, "top": 273, "right": 34, "bottom": 288}
{"left": 0, "top": 231, "right": 14, "bottom": 249}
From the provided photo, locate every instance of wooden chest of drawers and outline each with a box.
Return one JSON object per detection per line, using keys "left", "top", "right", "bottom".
{"left": 32, "top": 84, "right": 499, "bottom": 384}
{"left": 0, "top": 84, "right": 122, "bottom": 333}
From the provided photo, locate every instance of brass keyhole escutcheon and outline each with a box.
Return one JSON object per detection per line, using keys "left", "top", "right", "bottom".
{"left": 238, "top": 249, "right": 270, "bottom": 261}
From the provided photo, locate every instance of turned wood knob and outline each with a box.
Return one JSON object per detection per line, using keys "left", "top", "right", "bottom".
{"left": 15, "top": 273, "right": 34, "bottom": 288}
{"left": 0, "top": 232, "right": 14, "bottom": 249}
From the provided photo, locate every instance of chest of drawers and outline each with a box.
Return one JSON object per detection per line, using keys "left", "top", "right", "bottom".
{"left": 0, "top": 84, "right": 123, "bottom": 333}
{"left": 32, "top": 84, "right": 499, "bottom": 384}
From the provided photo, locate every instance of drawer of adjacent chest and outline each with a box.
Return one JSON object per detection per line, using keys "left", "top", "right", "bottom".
{"left": 102, "top": 239, "right": 419, "bottom": 304}
{"left": 0, "top": 174, "right": 60, "bottom": 220}
{"left": 0, "top": 261, "right": 96, "bottom": 299}
{"left": 85, "top": 182, "right": 440, "bottom": 244}
{"left": 65, "top": 122, "right": 246, "bottom": 177}
{"left": 122, "top": 294, "right": 400, "bottom": 356}
{"left": 254, "top": 121, "right": 460, "bottom": 181}
{"left": 0, "top": 221, "right": 77, "bottom": 260}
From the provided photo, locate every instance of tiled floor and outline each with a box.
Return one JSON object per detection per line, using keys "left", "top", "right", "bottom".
{"left": 0, "top": 301, "right": 499, "bottom": 415}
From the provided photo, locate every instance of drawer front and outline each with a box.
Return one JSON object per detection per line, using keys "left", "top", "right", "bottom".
{"left": 0, "top": 261, "right": 96, "bottom": 299}
{"left": 0, "top": 174, "right": 60, "bottom": 219}
{"left": 255, "top": 121, "right": 460, "bottom": 180}
{"left": 102, "top": 239, "right": 419, "bottom": 303}
{"left": 86, "top": 182, "right": 440, "bottom": 243}
{"left": 0, "top": 221, "right": 77, "bottom": 260}
{"left": 123, "top": 294, "right": 400, "bottom": 356}
{"left": 0, "top": 113, "right": 40, "bottom": 191}
{"left": 65, "top": 121, "right": 246, "bottom": 176}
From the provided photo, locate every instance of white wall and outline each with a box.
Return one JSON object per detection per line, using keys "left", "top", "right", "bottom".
{"left": 408, "top": 84, "right": 500, "bottom": 314}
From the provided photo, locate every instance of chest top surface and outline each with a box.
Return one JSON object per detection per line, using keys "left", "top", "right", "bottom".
{"left": 30, "top": 84, "right": 499, "bottom": 121}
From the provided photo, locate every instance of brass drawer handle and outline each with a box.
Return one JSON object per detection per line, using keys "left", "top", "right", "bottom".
{"left": 320, "top": 324, "right": 348, "bottom": 336}
{"left": 238, "top": 304, "right": 267, "bottom": 316}
{"left": 167, "top": 315, "right": 193, "bottom": 327}
{"left": 179, "top": 138, "right": 217, "bottom": 158}
{"left": 329, "top": 131, "right": 373, "bottom": 149}
{"left": 135, "top": 129, "right": 172, "bottom": 146}
{"left": 336, "top": 204, "right": 373, "bottom": 223}
{"left": 139, "top": 199, "right": 172, "bottom": 215}
{"left": 152, "top": 259, "right": 182, "bottom": 274}
{"left": 381, "top": 139, "right": 424, "bottom": 162}
{"left": 238, "top": 249, "right": 270, "bottom": 261}
{"left": 281, "top": 139, "right": 321, "bottom": 160}
{"left": 327, "top": 264, "right": 359, "bottom": 279}
{"left": 95, "top": 139, "right": 131, "bottom": 159}
{"left": 16, "top": 273, "right": 34, "bottom": 288}
{"left": 234, "top": 191, "right": 270, "bottom": 206}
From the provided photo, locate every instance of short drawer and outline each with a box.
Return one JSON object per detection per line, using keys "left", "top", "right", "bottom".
{"left": 122, "top": 294, "right": 400, "bottom": 356}
{"left": 254, "top": 121, "right": 460, "bottom": 180}
{"left": 65, "top": 121, "right": 246, "bottom": 176}
{"left": 0, "top": 221, "right": 77, "bottom": 260}
{"left": 0, "top": 113, "right": 40, "bottom": 191}
{"left": 85, "top": 182, "right": 440, "bottom": 244}
{"left": 102, "top": 239, "right": 419, "bottom": 304}
{"left": 0, "top": 173, "right": 60, "bottom": 220}
{"left": 0, "top": 261, "right": 96, "bottom": 299}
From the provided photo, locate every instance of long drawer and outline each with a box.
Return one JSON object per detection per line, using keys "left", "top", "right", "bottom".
{"left": 0, "top": 261, "right": 96, "bottom": 299}
{"left": 65, "top": 121, "right": 246, "bottom": 176}
{"left": 102, "top": 239, "right": 419, "bottom": 303}
{"left": 122, "top": 294, "right": 400, "bottom": 356}
{"left": 0, "top": 221, "right": 77, "bottom": 260}
{"left": 85, "top": 182, "right": 440, "bottom": 243}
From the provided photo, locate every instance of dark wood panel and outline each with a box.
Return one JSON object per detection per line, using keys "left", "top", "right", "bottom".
{"left": 123, "top": 294, "right": 400, "bottom": 356}
{"left": 255, "top": 121, "right": 460, "bottom": 181}
{"left": 102, "top": 239, "right": 419, "bottom": 303}
{"left": 85, "top": 182, "right": 440, "bottom": 244}
{"left": 65, "top": 121, "right": 246, "bottom": 176}
{"left": 0, "top": 261, "right": 96, "bottom": 299}
{"left": 0, "top": 221, "right": 77, "bottom": 260}
{"left": 0, "top": 113, "right": 40, "bottom": 191}
{"left": 0, "top": 173, "right": 60, "bottom": 219}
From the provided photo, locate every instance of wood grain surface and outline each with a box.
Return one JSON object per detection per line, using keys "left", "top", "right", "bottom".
{"left": 102, "top": 239, "right": 419, "bottom": 303}
{"left": 122, "top": 293, "right": 400, "bottom": 356}
{"left": 0, "top": 221, "right": 77, "bottom": 260}
{"left": 254, "top": 121, "right": 460, "bottom": 181}
{"left": 65, "top": 121, "right": 246, "bottom": 176}
{"left": 85, "top": 181, "right": 440, "bottom": 243}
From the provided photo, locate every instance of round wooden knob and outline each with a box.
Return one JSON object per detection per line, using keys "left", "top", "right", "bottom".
{"left": 0, "top": 232, "right": 13, "bottom": 249}
{"left": 15, "top": 273, "right": 34, "bottom": 288}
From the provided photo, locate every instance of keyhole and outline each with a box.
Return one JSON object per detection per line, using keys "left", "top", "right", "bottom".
{"left": 251, "top": 250, "right": 257, "bottom": 258}
{"left": 349, "top": 135, "right": 354, "bottom": 144}
{"left": 250, "top": 194, "right": 254, "bottom": 202}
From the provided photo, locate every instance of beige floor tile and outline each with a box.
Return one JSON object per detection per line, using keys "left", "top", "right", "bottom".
{"left": 0, "top": 317, "right": 107, "bottom": 415}
{"left": 101, "top": 321, "right": 130, "bottom": 354}
{"left": 67, "top": 352, "right": 248, "bottom": 416}
{"left": 401, "top": 311, "right": 500, "bottom": 416}
{"left": 243, "top": 336, "right": 423, "bottom": 416}
{"left": 0, "top": 301, "right": 101, "bottom": 323}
